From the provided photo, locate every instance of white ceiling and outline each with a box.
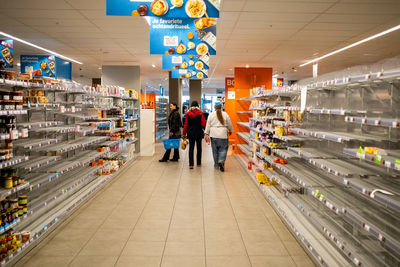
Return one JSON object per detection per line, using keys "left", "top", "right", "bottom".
{"left": 1, "top": 0, "right": 400, "bottom": 90}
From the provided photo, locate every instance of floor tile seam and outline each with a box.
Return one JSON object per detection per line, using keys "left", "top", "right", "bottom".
{"left": 234, "top": 157, "right": 293, "bottom": 257}
{"left": 65, "top": 159, "right": 149, "bottom": 266}
{"left": 159, "top": 150, "right": 189, "bottom": 267}
{"left": 56, "top": 160, "right": 147, "bottom": 266}
{"left": 200, "top": 162, "right": 208, "bottom": 267}
{"left": 219, "top": 171, "right": 253, "bottom": 266}
{"left": 113, "top": 158, "right": 170, "bottom": 267}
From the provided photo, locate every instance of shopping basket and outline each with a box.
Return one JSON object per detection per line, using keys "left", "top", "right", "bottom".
{"left": 163, "top": 139, "right": 181, "bottom": 149}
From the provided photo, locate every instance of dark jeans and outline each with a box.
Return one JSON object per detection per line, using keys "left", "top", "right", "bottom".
{"left": 161, "top": 148, "right": 179, "bottom": 161}
{"left": 189, "top": 138, "right": 202, "bottom": 166}
{"left": 211, "top": 138, "right": 229, "bottom": 167}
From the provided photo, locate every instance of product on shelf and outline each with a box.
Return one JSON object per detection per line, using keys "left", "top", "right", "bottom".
{"left": 0, "top": 169, "right": 24, "bottom": 189}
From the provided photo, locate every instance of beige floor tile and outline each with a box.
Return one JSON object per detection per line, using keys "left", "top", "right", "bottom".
{"left": 250, "top": 255, "right": 296, "bottom": 267}
{"left": 245, "top": 240, "right": 289, "bottom": 256}
{"left": 205, "top": 240, "right": 248, "bottom": 256}
{"left": 121, "top": 241, "right": 165, "bottom": 256}
{"left": 100, "top": 215, "right": 139, "bottom": 230}
{"left": 130, "top": 227, "right": 169, "bottom": 242}
{"left": 283, "top": 241, "right": 309, "bottom": 256}
{"left": 67, "top": 217, "right": 105, "bottom": 230}
{"left": 275, "top": 226, "right": 297, "bottom": 241}
{"left": 135, "top": 218, "right": 171, "bottom": 229}
{"left": 79, "top": 240, "right": 126, "bottom": 256}
{"left": 161, "top": 256, "right": 205, "bottom": 267}
{"left": 236, "top": 218, "right": 273, "bottom": 231}
{"left": 292, "top": 255, "right": 317, "bottom": 267}
{"left": 115, "top": 256, "right": 162, "bottom": 267}
{"left": 52, "top": 227, "right": 95, "bottom": 244}
{"left": 90, "top": 228, "right": 132, "bottom": 242}
{"left": 167, "top": 228, "right": 204, "bottom": 242}
{"left": 204, "top": 218, "right": 238, "bottom": 229}
{"left": 17, "top": 256, "right": 71, "bottom": 267}
{"left": 69, "top": 255, "right": 118, "bottom": 267}
{"left": 35, "top": 239, "right": 84, "bottom": 256}
{"left": 241, "top": 229, "right": 281, "bottom": 243}
{"left": 205, "top": 228, "right": 243, "bottom": 243}
{"left": 232, "top": 207, "right": 266, "bottom": 219}
{"left": 170, "top": 217, "right": 204, "bottom": 229}
{"left": 164, "top": 241, "right": 205, "bottom": 256}
{"left": 206, "top": 256, "right": 252, "bottom": 267}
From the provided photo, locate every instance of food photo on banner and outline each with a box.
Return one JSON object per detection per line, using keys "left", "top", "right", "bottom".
{"left": 150, "top": 17, "right": 216, "bottom": 56}
{"left": 0, "top": 40, "right": 14, "bottom": 68}
{"left": 162, "top": 54, "right": 209, "bottom": 79}
{"left": 106, "top": 0, "right": 220, "bottom": 18}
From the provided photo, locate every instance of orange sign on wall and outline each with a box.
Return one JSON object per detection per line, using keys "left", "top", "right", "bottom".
{"left": 223, "top": 68, "right": 273, "bottom": 154}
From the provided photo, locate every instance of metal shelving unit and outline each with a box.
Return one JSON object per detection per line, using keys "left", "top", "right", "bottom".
{"left": 0, "top": 79, "right": 140, "bottom": 266}
{"left": 235, "top": 68, "right": 400, "bottom": 266}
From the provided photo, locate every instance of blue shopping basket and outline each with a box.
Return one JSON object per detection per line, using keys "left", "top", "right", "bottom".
{"left": 163, "top": 139, "right": 181, "bottom": 149}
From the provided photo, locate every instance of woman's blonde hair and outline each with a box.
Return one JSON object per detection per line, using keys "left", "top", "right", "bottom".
{"left": 215, "top": 104, "right": 224, "bottom": 125}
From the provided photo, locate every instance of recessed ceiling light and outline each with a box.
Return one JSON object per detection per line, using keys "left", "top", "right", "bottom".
{"left": 0, "top": 31, "right": 83, "bottom": 65}
{"left": 300, "top": 24, "right": 400, "bottom": 67}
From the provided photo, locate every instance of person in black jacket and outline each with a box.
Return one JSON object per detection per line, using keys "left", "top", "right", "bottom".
{"left": 182, "top": 101, "right": 206, "bottom": 169}
{"left": 159, "top": 103, "right": 182, "bottom": 162}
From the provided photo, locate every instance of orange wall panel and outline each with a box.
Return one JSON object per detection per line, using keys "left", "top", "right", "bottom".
{"left": 224, "top": 68, "right": 272, "bottom": 154}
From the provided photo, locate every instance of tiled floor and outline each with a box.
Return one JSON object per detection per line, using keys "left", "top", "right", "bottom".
{"left": 16, "top": 143, "right": 315, "bottom": 267}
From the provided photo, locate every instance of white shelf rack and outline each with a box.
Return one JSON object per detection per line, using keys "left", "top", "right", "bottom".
{"left": 36, "top": 136, "right": 109, "bottom": 153}
{"left": 14, "top": 138, "right": 59, "bottom": 150}
{"left": 17, "top": 121, "right": 63, "bottom": 130}
{"left": 0, "top": 110, "right": 28, "bottom": 116}
{"left": 343, "top": 148, "right": 400, "bottom": 171}
{"left": 237, "top": 132, "right": 250, "bottom": 144}
{"left": 0, "top": 156, "right": 29, "bottom": 169}
{"left": 237, "top": 122, "right": 250, "bottom": 129}
{"left": 15, "top": 156, "right": 62, "bottom": 172}
{"left": 345, "top": 116, "right": 399, "bottom": 128}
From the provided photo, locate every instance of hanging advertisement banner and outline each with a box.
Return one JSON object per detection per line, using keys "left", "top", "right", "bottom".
{"left": 171, "top": 67, "right": 208, "bottom": 79}
{"left": 0, "top": 40, "right": 14, "bottom": 68}
{"left": 20, "top": 55, "right": 72, "bottom": 80}
{"left": 106, "top": 0, "right": 220, "bottom": 18}
{"left": 150, "top": 17, "right": 216, "bottom": 55}
{"left": 163, "top": 55, "right": 210, "bottom": 71}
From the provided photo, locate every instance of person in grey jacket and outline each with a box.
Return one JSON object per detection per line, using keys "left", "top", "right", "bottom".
{"left": 204, "top": 104, "right": 233, "bottom": 172}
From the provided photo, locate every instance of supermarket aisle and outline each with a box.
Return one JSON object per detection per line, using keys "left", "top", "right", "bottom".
{"left": 16, "top": 143, "right": 314, "bottom": 267}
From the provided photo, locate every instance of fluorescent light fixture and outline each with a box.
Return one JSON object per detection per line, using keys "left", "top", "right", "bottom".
{"left": 0, "top": 31, "right": 83, "bottom": 65}
{"left": 299, "top": 24, "right": 400, "bottom": 67}
{"left": 145, "top": 17, "right": 151, "bottom": 25}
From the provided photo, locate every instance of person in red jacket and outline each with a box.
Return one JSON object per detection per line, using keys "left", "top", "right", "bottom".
{"left": 182, "top": 101, "right": 206, "bottom": 169}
